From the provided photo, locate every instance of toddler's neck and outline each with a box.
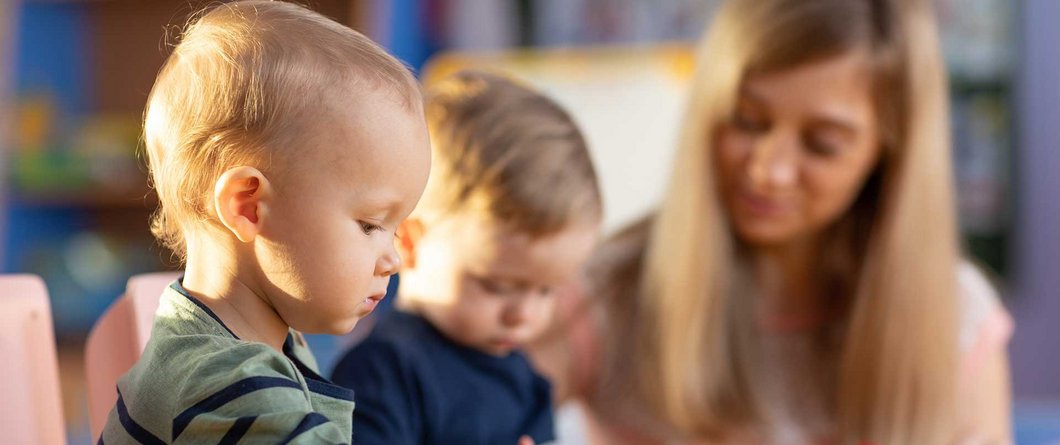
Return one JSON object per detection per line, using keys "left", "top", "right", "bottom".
{"left": 183, "top": 236, "right": 291, "bottom": 352}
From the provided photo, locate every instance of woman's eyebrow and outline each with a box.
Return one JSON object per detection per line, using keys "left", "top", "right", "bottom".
{"left": 808, "top": 112, "right": 864, "bottom": 137}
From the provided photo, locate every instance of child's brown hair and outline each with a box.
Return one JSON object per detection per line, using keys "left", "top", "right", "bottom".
{"left": 419, "top": 70, "right": 602, "bottom": 235}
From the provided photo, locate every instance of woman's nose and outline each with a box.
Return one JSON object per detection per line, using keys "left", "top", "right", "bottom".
{"left": 747, "top": 132, "right": 798, "bottom": 190}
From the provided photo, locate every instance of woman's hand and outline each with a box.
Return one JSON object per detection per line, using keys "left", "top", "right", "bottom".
{"left": 519, "top": 435, "right": 535, "bottom": 445}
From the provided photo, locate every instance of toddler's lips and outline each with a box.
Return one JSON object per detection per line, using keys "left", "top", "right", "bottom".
{"left": 361, "top": 293, "right": 386, "bottom": 313}
{"left": 492, "top": 338, "right": 519, "bottom": 351}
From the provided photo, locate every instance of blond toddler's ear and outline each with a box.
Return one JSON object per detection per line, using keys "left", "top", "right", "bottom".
{"left": 214, "top": 166, "right": 272, "bottom": 243}
{"left": 396, "top": 218, "right": 425, "bottom": 269}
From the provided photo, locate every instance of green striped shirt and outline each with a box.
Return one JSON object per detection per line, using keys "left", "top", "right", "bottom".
{"left": 99, "top": 280, "right": 354, "bottom": 444}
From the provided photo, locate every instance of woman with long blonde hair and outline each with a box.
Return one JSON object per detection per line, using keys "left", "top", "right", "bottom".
{"left": 537, "top": 0, "right": 1014, "bottom": 443}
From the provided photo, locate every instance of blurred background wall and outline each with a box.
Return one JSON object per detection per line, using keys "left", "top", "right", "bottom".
{"left": 0, "top": 0, "right": 1054, "bottom": 443}
{"left": 1011, "top": 0, "right": 1060, "bottom": 405}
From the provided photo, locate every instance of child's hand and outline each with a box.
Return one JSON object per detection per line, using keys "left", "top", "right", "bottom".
{"left": 519, "top": 435, "right": 535, "bottom": 445}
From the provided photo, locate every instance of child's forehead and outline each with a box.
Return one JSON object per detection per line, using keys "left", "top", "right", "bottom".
{"left": 437, "top": 218, "right": 597, "bottom": 279}
{"left": 443, "top": 213, "right": 597, "bottom": 242}
{"left": 293, "top": 92, "right": 426, "bottom": 175}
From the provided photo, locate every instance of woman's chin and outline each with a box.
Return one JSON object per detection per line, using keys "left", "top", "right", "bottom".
{"left": 733, "top": 222, "right": 799, "bottom": 247}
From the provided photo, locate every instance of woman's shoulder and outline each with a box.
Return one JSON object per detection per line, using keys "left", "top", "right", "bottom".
{"left": 955, "top": 261, "right": 1014, "bottom": 377}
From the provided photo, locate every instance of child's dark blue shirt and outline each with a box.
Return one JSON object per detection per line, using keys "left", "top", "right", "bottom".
{"left": 330, "top": 309, "right": 554, "bottom": 445}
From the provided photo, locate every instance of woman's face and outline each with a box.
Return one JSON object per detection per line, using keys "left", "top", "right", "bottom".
{"left": 715, "top": 51, "right": 883, "bottom": 248}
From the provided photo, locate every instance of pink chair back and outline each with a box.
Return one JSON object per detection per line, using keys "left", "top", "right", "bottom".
{"left": 84, "top": 271, "right": 180, "bottom": 439}
{"left": 0, "top": 274, "right": 66, "bottom": 445}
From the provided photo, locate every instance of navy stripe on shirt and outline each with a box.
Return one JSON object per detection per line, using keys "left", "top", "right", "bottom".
{"left": 218, "top": 416, "right": 257, "bottom": 445}
{"left": 172, "top": 376, "right": 302, "bottom": 440}
{"left": 115, "top": 389, "right": 166, "bottom": 445}
{"left": 305, "top": 378, "right": 355, "bottom": 401}
{"left": 168, "top": 279, "right": 240, "bottom": 339}
{"left": 278, "top": 412, "right": 336, "bottom": 445}
{"left": 283, "top": 335, "right": 355, "bottom": 402}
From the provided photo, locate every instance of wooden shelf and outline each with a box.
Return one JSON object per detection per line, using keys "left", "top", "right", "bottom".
{"left": 13, "top": 192, "right": 156, "bottom": 210}
{"left": 11, "top": 181, "right": 156, "bottom": 210}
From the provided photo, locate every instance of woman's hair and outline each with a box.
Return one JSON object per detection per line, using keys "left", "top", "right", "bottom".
{"left": 621, "top": 0, "right": 958, "bottom": 442}
{"left": 418, "top": 70, "right": 602, "bottom": 235}
{"left": 144, "top": 0, "right": 419, "bottom": 259}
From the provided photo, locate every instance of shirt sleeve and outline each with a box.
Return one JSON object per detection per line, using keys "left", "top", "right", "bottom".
{"left": 956, "top": 262, "right": 1014, "bottom": 383}
{"left": 173, "top": 407, "right": 350, "bottom": 444}
{"left": 330, "top": 338, "right": 423, "bottom": 445}
{"left": 170, "top": 343, "right": 352, "bottom": 444}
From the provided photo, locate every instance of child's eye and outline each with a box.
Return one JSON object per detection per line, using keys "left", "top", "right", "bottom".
{"left": 475, "top": 277, "right": 518, "bottom": 296}
{"left": 477, "top": 278, "right": 504, "bottom": 294}
{"left": 359, "top": 221, "right": 382, "bottom": 235}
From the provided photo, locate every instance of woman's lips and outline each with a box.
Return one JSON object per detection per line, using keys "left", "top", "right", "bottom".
{"left": 736, "top": 191, "right": 790, "bottom": 217}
